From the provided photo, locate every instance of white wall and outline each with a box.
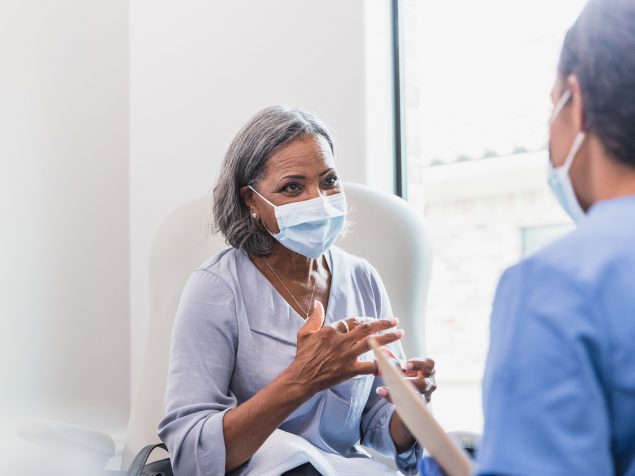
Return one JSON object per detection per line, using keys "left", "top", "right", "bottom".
{"left": 0, "top": 0, "right": 130, "bottom": 437}
{"left": 0, "top": 3, "right": 395, "bottom": 469}
{"left": 129, "top": 0, "right": 395, "bottom": 393}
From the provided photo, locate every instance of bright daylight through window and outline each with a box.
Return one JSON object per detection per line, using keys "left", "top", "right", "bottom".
{"left": 400, "top": 0, "right": 588, "bottom": 433}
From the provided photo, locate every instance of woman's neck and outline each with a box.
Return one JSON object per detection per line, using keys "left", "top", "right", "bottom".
{"left": 262, "top": 243, "right": 324, "bottom": 285}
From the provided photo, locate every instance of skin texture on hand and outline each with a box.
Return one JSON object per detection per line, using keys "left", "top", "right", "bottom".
{"left": 223, "top": 301, "right": 403, "bottom": 472}
{"left": 287, "top": 303, "right": 404, "bottom": 394}
{"left": 332, "top": 316, "right": 437, "bottom": 453}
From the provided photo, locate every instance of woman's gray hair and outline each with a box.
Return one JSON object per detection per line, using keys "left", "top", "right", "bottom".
{"left": 212, "top": 106, "right": 335, "bottom": 256}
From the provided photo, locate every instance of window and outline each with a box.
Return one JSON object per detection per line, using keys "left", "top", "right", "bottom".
{"left": 398, "top": 0, "right": 587, "bottom": 433}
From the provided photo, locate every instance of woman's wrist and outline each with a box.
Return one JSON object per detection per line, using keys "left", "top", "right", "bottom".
{"left": 277, "top": 364, "right": 317, "bottom": 404}
{"left": 389, "top": 410, "right": 416, "bottom": 453}
{"left": 223, "top": 367, "right": 315, "bottom": 472}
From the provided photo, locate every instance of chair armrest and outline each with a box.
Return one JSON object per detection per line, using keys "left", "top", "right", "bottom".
{"left": 17, "top": 418, "right": 116, "bottom": 458}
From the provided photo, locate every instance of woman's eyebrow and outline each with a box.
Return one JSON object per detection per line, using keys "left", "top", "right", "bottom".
{"left": 319, "top": 168, "right": 335, "bottom": 177}
{"left": 279, "top": 174, "right": 306, "bottom": 181}
{"left": 278, "top": 168, "right": 334, "bottom": 182}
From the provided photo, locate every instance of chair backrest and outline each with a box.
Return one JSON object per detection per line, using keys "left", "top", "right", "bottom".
{"left": 121, "top": 182, "right": 433, "bottom": 468}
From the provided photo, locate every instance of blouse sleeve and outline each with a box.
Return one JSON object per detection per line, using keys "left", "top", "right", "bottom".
{"left": 157, "top": 269, "right": 239, "bottom": 476}
{"left": 359, "top": 262, "right": 423, "bottom": 475}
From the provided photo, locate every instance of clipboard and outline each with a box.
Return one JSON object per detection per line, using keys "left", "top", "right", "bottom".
{"left": 369, "top": 337, "right": 473, "bottom": 476}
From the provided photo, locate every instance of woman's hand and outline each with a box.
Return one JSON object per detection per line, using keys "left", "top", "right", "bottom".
{"left": 284, "top": 301, "right": 404, "bottom": 397}
{"left": 374, "top": 356, "right": 436, "bottom": 452}
{"left": 333, "top": 317, "right": 437, "bottom": 403}
{"left": 224, "top": 302, "right": 402, "bottom": 471}
{"left": 376, "top": 357, "right": 437, "bottom": 402}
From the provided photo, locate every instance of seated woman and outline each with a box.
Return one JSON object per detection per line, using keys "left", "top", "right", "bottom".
{"left": 157, "top": 106, "right": 436, "bottom": 475}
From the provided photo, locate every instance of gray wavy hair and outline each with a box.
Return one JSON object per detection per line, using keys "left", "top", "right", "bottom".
{"left": 212, "top": 106, "right": 335, "bottom": 256}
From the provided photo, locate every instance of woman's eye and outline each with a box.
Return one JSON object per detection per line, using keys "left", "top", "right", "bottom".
{"left": 283, "top": 183, "right": 301, "bottom": 193}
{"left": 324, "top": 175, "right": 339, "bottom": 187}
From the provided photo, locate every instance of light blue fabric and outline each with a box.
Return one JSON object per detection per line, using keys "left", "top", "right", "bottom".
{"left": 477, "top": 195, "right": 635, "bottom": 476}
{"left": 157, "top": 246, "right": 422, "bottom": 476}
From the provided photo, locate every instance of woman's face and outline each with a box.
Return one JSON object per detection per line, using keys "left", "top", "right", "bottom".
{"left": 243, "top": 134, "right": 343, "bottom": 234}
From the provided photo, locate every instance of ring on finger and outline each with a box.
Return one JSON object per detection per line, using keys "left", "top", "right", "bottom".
{"left": 372, "top": 359, "right": 379, "bottom": 376}
{"left": 424, "top": 375, "right": 437, "bottom": 393}
{"left": 341, "top": 320, "right": 350, "bottom": 333}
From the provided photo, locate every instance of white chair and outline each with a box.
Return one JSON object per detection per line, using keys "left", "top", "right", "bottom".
{"left": 20, "top": 182, "right": 434, "bottom": 472}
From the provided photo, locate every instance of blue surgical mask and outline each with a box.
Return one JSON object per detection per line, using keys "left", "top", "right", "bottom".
{"left": 248, "top": 186, "right": 347, "bottom": 259}
{"left": 547, "top": 90, "right": 586, "bottom": 222}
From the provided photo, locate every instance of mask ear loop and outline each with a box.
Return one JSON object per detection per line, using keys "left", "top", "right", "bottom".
{"left": 562, "top": 132, "right": 587, "bottom": 173}
{"left": 247, "top": 185, "right": 278, "bottom": 237}
{"left": 549, "top": 90, "right": 572, "bottom": 126}
{"left": 248, "top": 185, "right": 277, "bottom": 209}
{"left": 548, "top": 91, "right": 572, "bottom": 170}
{"left": 549, "top": 89, "right": 586, "bottom": 172}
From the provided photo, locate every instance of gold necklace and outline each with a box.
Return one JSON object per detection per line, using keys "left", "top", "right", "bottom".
{"left": 262, "top": 256, "right": 318, "bottom": 319}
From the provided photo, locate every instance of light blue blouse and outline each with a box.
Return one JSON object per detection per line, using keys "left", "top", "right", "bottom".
{"left": 158, "top": 246, "right": 422, "bottom": 475}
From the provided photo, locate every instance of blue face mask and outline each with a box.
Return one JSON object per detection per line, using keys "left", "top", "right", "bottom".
{"left": 249, "top": 186, "right": 348, "bottom": 259}
{"left": 547, "top": 90, "right": 587, "bottom": 222}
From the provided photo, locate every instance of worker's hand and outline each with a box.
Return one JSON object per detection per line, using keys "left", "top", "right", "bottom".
{"left": 286, "top": 301, "right": 404, "bottom": 396}
{"left": 376, "top": 357, "right": 437, "bottom": 402}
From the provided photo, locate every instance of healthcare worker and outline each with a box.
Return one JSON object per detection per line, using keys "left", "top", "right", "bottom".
{"left": 421, "top": 0, "right": 635, "bottom": 474}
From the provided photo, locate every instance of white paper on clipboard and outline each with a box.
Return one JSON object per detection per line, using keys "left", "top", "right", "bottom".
{"left": 369, "top": 337, "right": 473, "bottom": 476}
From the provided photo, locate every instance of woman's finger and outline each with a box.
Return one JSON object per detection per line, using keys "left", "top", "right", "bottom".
{"left": 351, "top": 359, "right": 379, "bottom": 376}
{"left": 404, "top": 369, "right": 435, "bottom": 379}
{"left": 346, "top": 317, "right": 399, "bottom": 340}
{"left": 376, "top": 380, "right": 434, "bottom": 404}
{"left": 424, "top": 375, "right": 437, "bottom": 398}
{"left": 331, "top": 317, "right": 360, "bottom": 334}
{"left": 300, "top": 300, "right": 325, "bottom": 334}
{"left": 407, "top": 375, "right": 429, "bottom": 394}
{"left": 405, "top": 375, "right": 437, "bottom": 402}
{"left": 351, "top": 329, "right": 404, "bottom": 356}
{"left": 375, "top": 386, "right": 392, "bottom": 403}
{"left": 405, "top": 358, "right": 435, "bottom": 374}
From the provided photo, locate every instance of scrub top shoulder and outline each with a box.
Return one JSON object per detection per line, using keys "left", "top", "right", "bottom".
{"left": 477, "top": 195, "right": 635, "bottom": 476}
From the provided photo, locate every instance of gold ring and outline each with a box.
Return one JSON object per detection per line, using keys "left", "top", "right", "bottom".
{"left": 342, "top": 320, "right": 350, "bottom": 333}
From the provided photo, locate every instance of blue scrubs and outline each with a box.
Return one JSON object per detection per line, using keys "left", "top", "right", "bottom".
{"left": 477, "top": 196, "right": 635, "bottom": 476}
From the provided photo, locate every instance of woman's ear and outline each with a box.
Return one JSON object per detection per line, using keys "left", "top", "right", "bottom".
{"left": 567, "top": 74, "right": 586, "bottom": 133}
{"left": 239, "top": 185, "right": 256, "bottom": 216}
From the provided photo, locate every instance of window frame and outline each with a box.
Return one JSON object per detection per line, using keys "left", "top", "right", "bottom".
{"left": 391, "top": 0, "right": 407, "bottom": 199}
